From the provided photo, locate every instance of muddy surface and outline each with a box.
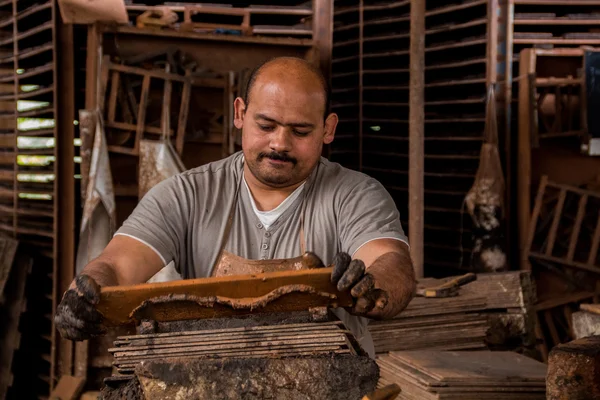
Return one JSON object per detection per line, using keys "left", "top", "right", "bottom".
{"left": 154, "top": 310, "right": 334, "bottom": 333}
{"left": 101, "top": 376, "right": 143, "bottom": 400}
{"left": 136, "top": 354, "right": 379, "bottom": 400}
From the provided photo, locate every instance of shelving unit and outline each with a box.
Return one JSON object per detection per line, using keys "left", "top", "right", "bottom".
{"left": 331, "top": 0, "right": 497, "bottom": 275}
{"left": 0, "top": 1, "right": 76, "bottom": 398}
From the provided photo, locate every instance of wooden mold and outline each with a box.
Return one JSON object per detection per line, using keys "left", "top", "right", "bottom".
{"left": 98, "top": 267, "right": 353, "bottom": 327}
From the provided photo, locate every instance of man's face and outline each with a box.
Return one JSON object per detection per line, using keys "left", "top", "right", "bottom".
{"left": 234, "top": 77, "right": 338, "bottom": 188}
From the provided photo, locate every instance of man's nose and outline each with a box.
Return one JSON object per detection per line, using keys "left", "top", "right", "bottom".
{"left": 269, "top": 127, "right": 292, "bottom": 152}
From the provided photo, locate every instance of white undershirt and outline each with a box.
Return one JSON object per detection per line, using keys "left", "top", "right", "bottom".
{"left": 243, "top": 177, "right": 306, "bottom": 230}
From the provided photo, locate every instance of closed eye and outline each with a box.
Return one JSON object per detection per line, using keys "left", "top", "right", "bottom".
{"left": 293, "top": 129, "right": 311, "bottom": 137}
{"left": 259, "top": 124, "right": 276, "bottom": 132}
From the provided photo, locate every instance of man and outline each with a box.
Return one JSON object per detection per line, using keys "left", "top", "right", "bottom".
{"left": 55, "top": 57, "right": 416, "bottom": 358}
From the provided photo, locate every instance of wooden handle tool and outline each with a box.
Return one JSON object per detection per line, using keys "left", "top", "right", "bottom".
{"left": 416, "top": 272, "right": 477, "bottom": 298}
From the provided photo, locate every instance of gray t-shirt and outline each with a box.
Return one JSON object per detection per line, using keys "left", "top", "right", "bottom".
{"left": 116, "top": 151, "right": 408, "bottom": 356}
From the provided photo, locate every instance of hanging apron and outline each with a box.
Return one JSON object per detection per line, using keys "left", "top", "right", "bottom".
{"left": 210, "top": 167, "right": 309, "bottom": 277}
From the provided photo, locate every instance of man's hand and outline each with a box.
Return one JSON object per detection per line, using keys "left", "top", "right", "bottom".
{"left": 331, "top": 252, "right": 389, "bottom": 316}
{"left": 54, "top": 275, "right": 106, "bottom": 341}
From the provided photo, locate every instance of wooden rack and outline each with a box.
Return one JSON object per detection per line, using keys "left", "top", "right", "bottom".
{"left": 331, "top": 0, "right": 498, "bottom": 274}
{"left": 0, "top": 0, "right": 76, "bottom": 397}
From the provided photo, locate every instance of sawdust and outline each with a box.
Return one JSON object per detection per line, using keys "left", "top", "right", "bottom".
{"left": 129, "top": 284, "right": 339, "bottom": 321}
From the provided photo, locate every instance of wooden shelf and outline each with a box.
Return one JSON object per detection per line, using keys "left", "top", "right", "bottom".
{"left": 514, "top": 18, "right": 600, "bottom": 25}
{"left": 16, "top": 21, "right": 53, "bottom": 42}
{"left": 514, "top": 0, "right": 600, "bottom": 4}
{"left": 126, "top": 4, "right": 313, "bottom": 16}
{"left": 425, "top": 37, "right": 487, "bottom": 53}
{"left": 426, "top": 0, "right": 487, "bottom": 18}
{"left": 514, "top": 38, "right": 600, "bottom": 44}
{"left": 425, "top": 77, "right": 487, "bottom": 88}
{"left": 426, "top": 57, "right": 487, "bottom": 71}
{"left": 17, "top": 2, "right": 51, "bottom": 21}
{"left": 101, "top": 24, "right": 314, "bottom": 48}
{"left": 334, "top": 1, "right": 409, "bottom": 16}
{"left": 426, "top": 18, "right": 487, "bottom": 35}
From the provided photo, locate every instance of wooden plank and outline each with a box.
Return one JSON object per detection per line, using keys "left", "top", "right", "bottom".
{"left": 105, "top": 121, "right": 174, "bottom": 136}
{"left": 161, "top": 66, "right": 172, "bottom": 139}
{"left": 98, "top": 267, "right": 353, "bottom": 327}
{"left": 0, "top": 236, "right": 18, "bottom": 302}
{"left": 567, "top": 194, "right": 587, "bottom": 261}
{"left": 545, "top": 188, "right": 566, "bottom": 256}
{"left": 0, "top": 254, "right": 32, "bottom": 399}
{"left": 588, "top": 211, "right": 600, "bottom": 266}
{"left": 409, "top": 0, "right": 425, "bottom": 278}
{"left": 530, "top": 252, "right": 600, "bottom": 275}
{"left": 176, "top": 75, "right": 191, "bottom": 155}
{"left": 134, "top": 75, "right": 151, "bottom": 154}
{"left": 49, "top": 375, "right": 86, "bottom": 400}
{"left": 56, "top": 21, "right": 76, "bottom": 382}
{"left": 100, "top": 24, "right": 314, "bottom": 47}
{"left": 386, "top": 350, "right": 546, "bottom": 385}
{"left": 107, "top": 70, "right": 119, "bottom": 123}
{"left": 544, "top": 310, "right": 561, "bottom": 348}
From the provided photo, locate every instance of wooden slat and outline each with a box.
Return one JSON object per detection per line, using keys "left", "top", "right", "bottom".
{"left": 176, "top": 77, "right": 191, "bottom": 155}
{"left": 98, "top": 267, "right": 352, "bottom": 327}
{"left": 105, "top": 121, "right": 173, "bottom": 136}
{"left": 107, "top": 70, "right": 119, "bottom": 123}
{"left": 0, "top": 254, "right": 31, "bottom": 399}
{"left": 567, "top": 194, "right": 587, "bottom": 261}
{"left": 588, "top": 211, "right": 600, "bottom": 266}
{"left": 134, "top": 75, "right": 151, "bottom": 153}
{"left": 0, "top": 236, "right": 18, "bottom": 301}
{"left": 545, "top": 188, "right": 566, "bottom": 256}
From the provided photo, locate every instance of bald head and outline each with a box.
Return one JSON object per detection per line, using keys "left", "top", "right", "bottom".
{"left": 243, "top": 57, "right": 330, "bottom": 120}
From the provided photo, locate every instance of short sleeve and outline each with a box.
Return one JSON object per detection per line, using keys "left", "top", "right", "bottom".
{"left": 115, "top": 175, "right": 190, "bottom": 270}
{"left": 337, "top": 176, "right": 408, "bottom": 256}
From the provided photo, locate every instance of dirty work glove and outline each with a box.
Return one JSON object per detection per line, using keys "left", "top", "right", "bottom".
{"left": 331, "top": 252, "right": 389, "bottom": 316}
{"left": 54, "top": 275, "right": 106, "bottom": 341}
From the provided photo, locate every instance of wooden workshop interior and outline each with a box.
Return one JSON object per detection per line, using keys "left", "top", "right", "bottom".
{"left": 0, "top": 0, "right": 599, "bottom": 399}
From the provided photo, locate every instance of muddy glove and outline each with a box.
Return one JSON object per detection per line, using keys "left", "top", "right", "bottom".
{"left": 331, "top": 252, "right": 389, "bottom": 316}
{"left": 54, "top": 275, "right": 106, "bottom": 341}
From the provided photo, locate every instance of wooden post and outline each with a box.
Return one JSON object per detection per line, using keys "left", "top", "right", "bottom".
{"left": 56, "top": 17, "right": 76, "bottom": 381}
{"left": 409, "top": 0, "right": 425, "bottom": 278}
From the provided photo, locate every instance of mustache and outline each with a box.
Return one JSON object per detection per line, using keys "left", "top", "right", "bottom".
{"left": 258, "top": 152, "right": 297, "bottom": 164}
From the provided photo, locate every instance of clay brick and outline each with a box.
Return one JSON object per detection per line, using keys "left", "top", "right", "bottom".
{"left": 547, "top": 335, "right": 600, "bottom": 400}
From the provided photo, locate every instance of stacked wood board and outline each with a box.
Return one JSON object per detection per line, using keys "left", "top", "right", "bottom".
{"left": 109, "top": 321, "right": 361, "bottom": 375}
{"left": 377, "top": 351, "right": 547, "bottom": 399}
{"left": 369, "top": 271, "right": 537, "bottom": 353}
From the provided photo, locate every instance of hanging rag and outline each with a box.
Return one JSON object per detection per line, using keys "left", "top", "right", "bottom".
{"left": 463, "top": 84, "right": 507, "bottom": 272}
{"left": 75, "top": 110, "right": 117, "bottom": 274}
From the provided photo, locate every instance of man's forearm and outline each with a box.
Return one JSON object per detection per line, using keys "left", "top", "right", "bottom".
{"left": 366, "top": 249, "right": 416, "bottom": 319}
{"left": 70, "top": 258, "right": 120, "bottom": 289}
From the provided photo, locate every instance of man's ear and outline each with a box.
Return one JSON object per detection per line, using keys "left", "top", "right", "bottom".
{"left": 234, "top": 97, "right": 246, "bottom": 130}
{"left": 323, "top": 113, "right": 339, "bottom": 145}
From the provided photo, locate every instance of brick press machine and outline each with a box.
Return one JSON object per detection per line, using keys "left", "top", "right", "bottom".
{"left": 95, "top": 253, "right": 401, "bottom": 400}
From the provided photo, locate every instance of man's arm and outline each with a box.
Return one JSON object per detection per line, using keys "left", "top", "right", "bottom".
{"left": 353, "top": 238, "right": 416, "bottom": 319}
{"left": 75, "top": 235, "right": 166, "bottom": 288}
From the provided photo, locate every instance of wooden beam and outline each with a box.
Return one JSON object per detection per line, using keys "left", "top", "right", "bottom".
{"left": 313, "top": 0, "right": 333, "bottom": 82}
{"left": 98, "top": 267, "right": 353, "bottom": 327}
{"left": 56, "top": 15, "right": 76, "bottom": 383}
{"left": 409, "top": 0, "right": 425, "bottom": 278}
